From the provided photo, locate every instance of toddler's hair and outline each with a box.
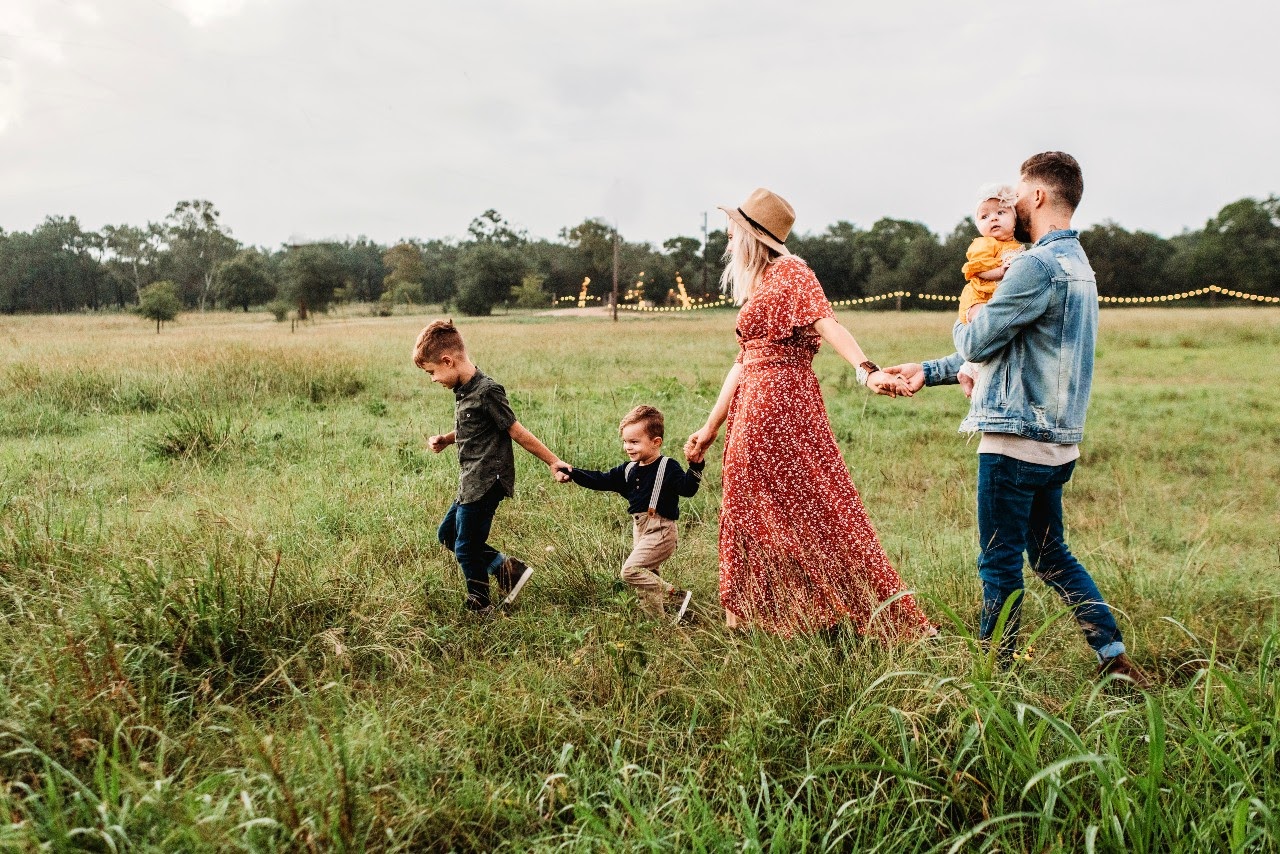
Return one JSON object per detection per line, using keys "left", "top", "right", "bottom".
{"left": 620, "top": 405, "right": 664, "bottom": 439}
{"left": 975, "top": 182, "right": 1017, "bottom": 216}
{"left": 412, "top": 319, "right": 465, "bottom": 366}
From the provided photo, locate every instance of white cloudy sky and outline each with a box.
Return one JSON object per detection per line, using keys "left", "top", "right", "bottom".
{"left": 2, "top": 0, "right": 1277, "bottom": 248}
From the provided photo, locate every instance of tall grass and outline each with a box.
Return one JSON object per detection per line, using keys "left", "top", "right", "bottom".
{"left": 0, "top": 308, "right": 1277, "bottom": 850}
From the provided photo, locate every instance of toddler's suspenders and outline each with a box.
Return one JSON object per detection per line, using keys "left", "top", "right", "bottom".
{"left": 625, "top": 457, "right": 670, "bottom": 517}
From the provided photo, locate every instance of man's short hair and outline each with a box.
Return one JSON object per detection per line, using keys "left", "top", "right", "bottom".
{"left": 620, "top": 405, "right": 664, "bottom": 439}
{"left": 1021, "top": 151, "right": 1084, "bottom": 212}
{"left": 412, "top": 319, "right": 465, "bottom": 366}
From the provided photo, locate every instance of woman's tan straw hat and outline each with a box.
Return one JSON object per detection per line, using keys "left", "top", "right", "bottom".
{"left": 718, "top": 188, "right": 794, "bottom": 255}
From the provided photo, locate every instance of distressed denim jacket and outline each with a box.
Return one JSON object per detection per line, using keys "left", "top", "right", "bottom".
{"left": 923, "top": 230, "right": 1097, "bottom": 443}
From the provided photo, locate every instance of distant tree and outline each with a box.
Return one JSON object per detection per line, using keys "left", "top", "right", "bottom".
{"left": 792, "top": 221, "right": 869, "bottom": 301}
{"left": 137, "top": 280, "right": 182, "bottom": 332}
{"left": 704, "top": 228, "right": 729, "bottom": 295}
{"left": 280, "top": 243, "right": 348, "bottom": 318}
{"left": 861, "top": 218, "right": 937, "bottom": 298}
{"left": 101, "top": 223, "right": 162, "bottom": 304}
{"left": 1192, "top": 197, "right": 1280, "bottom": 297}
{"left": 559, "top": 218, "right": 616, "bottom": 300}
{"left": 420, "top": 240, "right": 459, "bottom": 304}
{"left": 1082, "top": 222, "right": 1175, "bottom": 298}
{"left": 511, "top": 273, "right": 550, "bottom": 308}
{"left": 382, "top": 242, "right": 428, "bottom": 304}
{"left": 454, "top": 242, "right": 526, "bottom": 315}
{"left": 467, "top": 209, "right": 527, "bottom": 246}
{"left": 0, "top": 217, "right": 105, "bottom": 313}
{"left": 341, "top": 237, "right": 387, "bottom": 302}
{"left": 162, "top": 200, "right": 239, "bottom": 310}
{"left": 215, "top": 249, "right": 277, "bottom": 311}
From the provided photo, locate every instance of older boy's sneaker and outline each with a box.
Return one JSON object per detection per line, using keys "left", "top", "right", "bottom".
{"left": 1098, "top": 653, "right": 1153, "bottom": 690}
{"left": 497, "top": 557, "right": 534, "bottom": 607}
{"left": 668, "top": 589, "right": 693, "bottom": 624}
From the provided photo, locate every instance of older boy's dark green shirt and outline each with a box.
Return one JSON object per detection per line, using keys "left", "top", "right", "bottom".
{"left": 453, "top": 368, "right": 517, "bottom": 503}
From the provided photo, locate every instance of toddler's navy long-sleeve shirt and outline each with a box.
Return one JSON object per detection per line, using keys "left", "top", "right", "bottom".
{"left": 569, "top": 456, "right": 705, "bottom": 520}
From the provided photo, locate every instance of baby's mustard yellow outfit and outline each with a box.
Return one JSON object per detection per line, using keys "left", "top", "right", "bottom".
{"left": 959, "top": 236, "right": 1024, "bottom": 322}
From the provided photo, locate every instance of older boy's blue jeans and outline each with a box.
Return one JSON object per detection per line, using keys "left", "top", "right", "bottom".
{"left": 977, "top": 453, "right": 1125, "bottom": 662}
{"left": 438, "top": 484, "right": 507, "bottom": 609}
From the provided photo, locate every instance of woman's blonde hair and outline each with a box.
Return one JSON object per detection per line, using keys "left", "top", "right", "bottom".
{"left": 720, "top": 224, "right": 780, "bottom": 304}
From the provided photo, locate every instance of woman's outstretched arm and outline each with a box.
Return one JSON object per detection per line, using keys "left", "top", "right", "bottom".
{"left": 814, "top": 317, "right": 912, "bottom": 397}
{"left": 684, "top": 362, "right": 743, "bottom": 462}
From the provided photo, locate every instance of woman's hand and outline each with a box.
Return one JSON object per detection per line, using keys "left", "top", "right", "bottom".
{"left": 684, "top": 426, "right": 718, "bottom": 463}
{"left": 867, "top": 370, "right": 913, "bottom": 398}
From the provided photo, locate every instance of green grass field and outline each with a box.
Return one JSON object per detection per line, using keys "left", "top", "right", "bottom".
{"left": 1, "top": 307, "right": 1277, "bottom": 852}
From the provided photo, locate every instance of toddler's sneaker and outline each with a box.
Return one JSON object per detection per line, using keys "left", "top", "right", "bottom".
{"left": 497, "top": 557, "right": 534, "bottom": 607}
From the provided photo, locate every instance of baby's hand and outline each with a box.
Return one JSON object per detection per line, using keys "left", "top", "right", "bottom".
{"left": 958, "top": 372, "right": 975, "bottom": 399}
{"left": 427, "top": 434, "right": 452, "bottom": 453}
{"left": 965, "top": 303, "right": 986, "bottom": 323}
{"left": 551, "top": 460, "right": 573, "bottom": 483}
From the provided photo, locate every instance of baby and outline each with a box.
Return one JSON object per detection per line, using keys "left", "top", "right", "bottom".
{"left": 958, "top": 183, "right": 1024, "bottom": 395}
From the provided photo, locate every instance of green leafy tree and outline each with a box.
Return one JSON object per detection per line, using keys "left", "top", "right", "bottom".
{"left": 511, "top": 273, "right": 550, "bottom": 308}
{"left": 340, "top": 237, "right": 387, "bottom": 302}
{"left": 1082, "top": 222, "right": 1175, "bottom": 298}
{"left": 454, "top": 242, "right": 526, "bottom": 315}
{"left": 137, "top": 280, "right": 182, "bottom": 332}
{"left": 382, "top": 242, "right": 428, "bottom": 304}
{"left": 102, "top": 223, "right": 162, "bottom": 304}
{"left": 280, "top": 243, "right": 348, "bottom": 319}
{"left": 1192, "top": 197, "right": 1280, "bottom": 297}
{"left": 559, "top": 218, "right": 616, "bottom": 300}
{"left": 468, "top": 209, "right": 527, "bottom": 247}
{"left": 162, "top": 200, "right": 239, "bottom": 310}
{"left": 215, "top": 249, "right": 277, "bottom": 311}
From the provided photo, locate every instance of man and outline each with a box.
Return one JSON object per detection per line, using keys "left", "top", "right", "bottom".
{"left": 889, "top": 151, "right": 1150, "bottom": 686}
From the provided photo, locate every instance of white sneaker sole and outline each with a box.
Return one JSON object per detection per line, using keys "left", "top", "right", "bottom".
{"left": 672, "top": 590, "right": 692, "bottom": 624}
{"left": 500, "top": 566, "right": 534, "bottom": 607}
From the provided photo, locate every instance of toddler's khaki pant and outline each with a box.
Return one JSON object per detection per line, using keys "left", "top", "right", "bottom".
{"left": 622, "top": 513, "right": 678, "bottom": 618}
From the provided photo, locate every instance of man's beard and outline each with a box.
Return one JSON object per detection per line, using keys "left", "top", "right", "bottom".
{"left": 1014, "top": 211, "right": 1032, "bottom": 243}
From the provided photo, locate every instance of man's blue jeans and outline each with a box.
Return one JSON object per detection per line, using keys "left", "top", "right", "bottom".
{"left": 438, "top": 484, "right": 507, "bottom": 609}
{"left": 977, "top": 453, "right": 1124, "bottom": 662}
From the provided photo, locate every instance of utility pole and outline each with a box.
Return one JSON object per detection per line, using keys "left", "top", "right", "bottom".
{"left": 611, "top": 225, "right": 620, "bottom": 322}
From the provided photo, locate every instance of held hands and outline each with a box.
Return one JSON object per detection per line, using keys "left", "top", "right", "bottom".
{"left": 883, "top": 363, "right": 926, "bottom": 394}
{"left": 426, "top": 433, "right": 454, "bottom": 453}
{"left": 683, "top": 426, "right": 717, "bottom": 464}
{"left": 867, "top": 370, "right": 913, "bottom": 398}
{"left": 550, "top": 460, "right": 573, "bottom": 483}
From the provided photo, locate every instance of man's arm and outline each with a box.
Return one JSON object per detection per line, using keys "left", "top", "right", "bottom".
{"left": 508, "top": 421, "right": 570, "bottom": 482}
{"left": 953, "top": 255, "right": 1053, "bottom": 364}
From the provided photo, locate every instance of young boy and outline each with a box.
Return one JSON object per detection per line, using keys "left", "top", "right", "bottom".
{"left": 413, "top": 319, "right": 570, "bottom": 615}
{"left": 958, "top": 183, "right": 1025, "bottom": 396}
{"left": 562, "top": 405, "right": 704, "bottom": 623}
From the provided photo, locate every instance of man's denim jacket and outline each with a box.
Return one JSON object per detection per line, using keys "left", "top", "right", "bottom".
{"left": 923, "top": 230, "right": 1096, "bottom": 444}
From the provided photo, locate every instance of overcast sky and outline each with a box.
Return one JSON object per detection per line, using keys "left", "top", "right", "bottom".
{"left": 2, "top": 0, "right": 1277, "bottom": 249}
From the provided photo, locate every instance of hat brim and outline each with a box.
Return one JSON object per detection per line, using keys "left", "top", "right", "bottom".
{"left": 718, "top": 205, "right": 790, "bottom": 256}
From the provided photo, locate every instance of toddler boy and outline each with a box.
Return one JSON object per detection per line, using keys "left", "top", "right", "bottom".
{"left": 413, "top": 319, "right": 570, "bottom": 615}
{"left": 564, "top": 405, "right": 704, "bottom": 623}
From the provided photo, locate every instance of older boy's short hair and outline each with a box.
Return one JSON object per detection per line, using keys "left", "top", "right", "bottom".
{"left": 1021, "top": 151, "right": 1084, "bottom": 212}
{"left": 412, "top": 319, "right": 465, "bottom": 366}
{"left": 620, "top": 405, "right": 664, "bottom": 439}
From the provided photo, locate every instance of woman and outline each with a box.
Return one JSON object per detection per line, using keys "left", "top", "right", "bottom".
{"left": 684, "top": 188, "right": 934, "bottom": 638}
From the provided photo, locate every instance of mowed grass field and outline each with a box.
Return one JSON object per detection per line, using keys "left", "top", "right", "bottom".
{"left": 0, "top": 306, "right": 1277, "bottom": 852}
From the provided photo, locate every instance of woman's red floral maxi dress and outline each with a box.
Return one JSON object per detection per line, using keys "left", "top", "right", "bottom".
{"left": 719, "top": 255, "right": 932, "bottom": 637}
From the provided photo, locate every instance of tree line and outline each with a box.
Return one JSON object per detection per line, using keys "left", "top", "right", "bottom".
{"left": 2, "top": 196, "right": 1278, "bottom": 318}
